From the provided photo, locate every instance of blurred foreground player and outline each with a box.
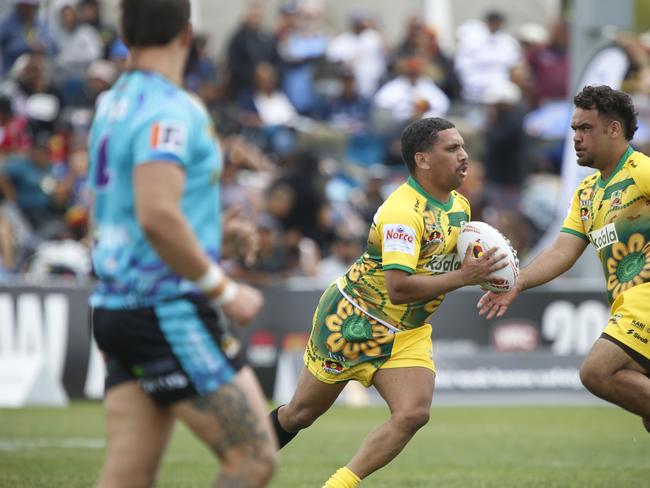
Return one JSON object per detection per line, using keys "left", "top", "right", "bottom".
{"left": 88, "top": 1, "right": 276, "bottom": 486}
{"left": 479, "top": 85, "right": 650, "bottom": 433}
{"left": 270, "top": 117, "right": 507, "bottom": 487}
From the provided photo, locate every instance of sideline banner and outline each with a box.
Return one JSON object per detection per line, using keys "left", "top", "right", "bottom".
{"left": 0, "top": 281, "right": 610, "bottom": 404}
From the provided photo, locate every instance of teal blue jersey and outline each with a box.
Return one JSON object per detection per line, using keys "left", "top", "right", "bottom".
{"left": 88, "top": 70, "right": 222, "bottom": 309}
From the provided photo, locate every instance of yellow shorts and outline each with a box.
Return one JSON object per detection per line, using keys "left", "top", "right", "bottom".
{"left": 305, "top": 324, "right": 435, "bottom": 387}
{"left": 602, "top": 282, "right": 650, "bottom": 366}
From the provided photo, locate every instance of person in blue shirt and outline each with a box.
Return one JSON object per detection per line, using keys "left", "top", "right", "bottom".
{"left": 88, "top": 1, "right": 276, "bottom": 486}
{"left": 0, "top": 0, "right": 56, "bottom": 75}
{"left": 0, "top": 133, "right": 69, "bottom": 232}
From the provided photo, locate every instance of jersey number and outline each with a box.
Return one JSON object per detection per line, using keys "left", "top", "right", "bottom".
{"left": 95, "top": 136, "right": 111, "bottom": 188}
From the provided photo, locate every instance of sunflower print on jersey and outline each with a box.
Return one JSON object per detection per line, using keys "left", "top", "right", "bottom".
{"left": 606, "top": 233, "right": 650, "bottom": 300}
{"left": 338, "top": 177, "right": 470, "bottom": 331}
{"left": 562, "top": 148, "right": 650, "bottom": 304}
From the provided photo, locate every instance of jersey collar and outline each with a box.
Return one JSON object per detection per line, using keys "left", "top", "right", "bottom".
{"left": 407, "top": 176, "right": 454, "bottom": 211}
{"left": 598, "top": 145, "right": 634, "bottom": 188}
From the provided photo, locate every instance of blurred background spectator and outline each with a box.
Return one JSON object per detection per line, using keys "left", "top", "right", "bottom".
{"left": 227, "top": 2, "right": 279, "bottom": 105}
{"left": 0, "top": 0, "right": 647, "bottom": 284}
{"left": 0, "top": 0, "right": 56, "bottom": 76}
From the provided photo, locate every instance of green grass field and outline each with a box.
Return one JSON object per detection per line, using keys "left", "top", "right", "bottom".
{"left": 1, "top": 402, "right": 649, "bottom": 487}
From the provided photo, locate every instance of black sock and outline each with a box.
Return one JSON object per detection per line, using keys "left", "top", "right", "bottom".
{"left": 270, "top": 405, "right": 297, "bottom": 449}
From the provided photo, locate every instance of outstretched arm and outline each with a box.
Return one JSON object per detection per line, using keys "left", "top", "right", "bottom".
{"left": 385, "top": 246, "right": 507, "bottom": 305}
{"left": 478, "top": 232, "right": 589, "bottom": 319}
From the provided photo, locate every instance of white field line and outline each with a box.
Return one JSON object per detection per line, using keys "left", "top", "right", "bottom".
{"left": 0, "top": 438, "right": 105, "bottom": 451}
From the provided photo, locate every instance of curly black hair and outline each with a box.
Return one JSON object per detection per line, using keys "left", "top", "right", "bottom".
{"left": 574, "top": 85, "right": 638, "bottom": 141}
{"left": 401, "top": 117, "right": 455, "bottom": 173}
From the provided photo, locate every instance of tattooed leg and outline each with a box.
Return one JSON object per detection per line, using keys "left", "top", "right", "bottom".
{"left": 191, "top": 384, "right": 271, "bottom": 460}
{"left": 171, "top": 367, "right": 277, "bottom": 487}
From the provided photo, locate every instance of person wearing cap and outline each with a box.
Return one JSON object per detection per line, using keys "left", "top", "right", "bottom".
{"left": 0, "top": 0, "right": 57, "bottom": 75}
{"left": 107, "top": 38, "right": 129, "bottom": 73}
{"left": 87, "top": 1, "right": 276, "bottom": 487}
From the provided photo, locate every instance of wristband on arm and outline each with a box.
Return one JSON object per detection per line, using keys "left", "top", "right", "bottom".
{"left": 194, "top": 263, "right": 239, "bottom": 305}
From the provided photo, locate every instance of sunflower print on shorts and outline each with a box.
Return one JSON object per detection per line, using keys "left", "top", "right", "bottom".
{"left": 338, "top": 177, "right": 471, "bottom": 331}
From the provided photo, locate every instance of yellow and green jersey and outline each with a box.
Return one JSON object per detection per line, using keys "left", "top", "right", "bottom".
{"left": 562, "top": 147, "right": 650, "bottom": 304}
{"left": 338, "top": 176, "right": 471, "bottom": 331}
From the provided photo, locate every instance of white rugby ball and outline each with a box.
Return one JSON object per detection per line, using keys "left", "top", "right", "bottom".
{"left": 456, "top": 221, "right": 519, "bottom": 292}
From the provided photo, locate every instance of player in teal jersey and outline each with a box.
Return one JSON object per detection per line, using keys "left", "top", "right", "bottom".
{"left": 88, "top": 1, "right": 276, "bottom": 486}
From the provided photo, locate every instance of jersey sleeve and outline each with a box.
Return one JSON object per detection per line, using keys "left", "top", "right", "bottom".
{"left": 560, "top": 188, "right": 589, "bottom": 241}
{"left": 627, "top": 153, "right": 650, "bottom": 198}
{"left": 132, "top": 102, "right": 193, "bottom": 168}
{"left": 456, "top": 191, "right": 472, "bottom": 222}
{"left": 377, "top": 197, "right": 424, "bottom": 274}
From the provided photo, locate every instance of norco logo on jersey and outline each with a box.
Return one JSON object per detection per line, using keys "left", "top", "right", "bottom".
{"left": 383, "top": 224, "right": 416, "bottom": 255}
{"left": 589, "top": 223, "right": 618, "bottom": 250}
{"left": 425, "top": 254, "right": 461, "bottom": 274}
{"left": 385, "top": 227, "right": 415, "bottom": 242}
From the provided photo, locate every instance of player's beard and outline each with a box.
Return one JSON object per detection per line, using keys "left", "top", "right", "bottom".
{"left": 576, "top": 150, "right": 595, "bottom": 168}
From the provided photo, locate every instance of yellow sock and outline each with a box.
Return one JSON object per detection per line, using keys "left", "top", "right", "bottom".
{"left": 322, "top": 466, "right": 361, "bottom": 488}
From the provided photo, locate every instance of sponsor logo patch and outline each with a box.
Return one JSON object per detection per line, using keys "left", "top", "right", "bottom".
{"left": 629, "top": 331, "right": 649, "bottom": 344}
{"left": 140, "top": 372, "right": 189, "bottom": 393}
{"left": 631, "top": 319, "right": 646, "bottom": 331}
{"left": 424, "top": 254, "right": 461, "bottom": 274}
{"left": 323, "top": 360, "right": 345, "bottom": 375}
{"left": 426, "top": 227, "right": 444, "bottom": 244}
{"left": 609, "top": 312, "right": 623, "bottom": 325}
{"left": 383, "top": 224, "right": 416, "bottom": 255}
{"left": 589, "top": 223, "right": 618, "bottom": 250}
{"left": 579, "top": 187, "right": 593, "bottom": 221}
{"left": 149, "top": 120, "right": 187, "bottom": 155}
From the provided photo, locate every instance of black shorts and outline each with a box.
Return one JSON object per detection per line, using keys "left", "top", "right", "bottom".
{"left": 92, "top": 295, "right": 246, "bottom": 405}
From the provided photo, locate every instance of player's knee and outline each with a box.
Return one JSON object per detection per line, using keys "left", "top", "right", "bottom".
{"left": 393, "top": 407, "right": 430, "bottom": 433}
{"left": 579, "top": 363, "right": 608, "bottom": 395}
{"left": 223, "top": 445, "right": 277, "bottom": 487}
{"left": 284, "top": 404, "right": 321, "bottom": 431}
{"left": 245, "top": 453, "right": 278, "bottom": 487}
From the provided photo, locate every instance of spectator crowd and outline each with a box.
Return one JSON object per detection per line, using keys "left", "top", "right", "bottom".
{"left": 1, "top": 0, "right": 649, "bottom": 284}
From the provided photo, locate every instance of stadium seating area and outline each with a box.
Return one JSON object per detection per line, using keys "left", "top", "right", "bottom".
{"left": 0, "top": 0, "right": 649, "bottom": 283}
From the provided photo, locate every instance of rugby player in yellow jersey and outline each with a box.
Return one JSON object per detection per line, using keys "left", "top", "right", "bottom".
{"left": 270, "top": 117, "right": 508, "bottom": 487}
{"left": 479, "top": 85, "right": 650, "bottom": 432}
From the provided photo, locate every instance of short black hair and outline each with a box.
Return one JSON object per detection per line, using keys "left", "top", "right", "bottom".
{"left": 574, "top": 85, "right": 638, "bottom": 141}
{"left": 400, "top": 117, "right": 455, "bottom": 173}
{"left": 485, "top": 11, "right": 505, "bottom": 23}
{"left": 120, "top": 0, "right": 190, "bottom": 48}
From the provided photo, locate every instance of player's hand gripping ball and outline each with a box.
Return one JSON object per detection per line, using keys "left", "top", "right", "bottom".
{"left": 456, "top": 221, "right": 519, "bottom": 292}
